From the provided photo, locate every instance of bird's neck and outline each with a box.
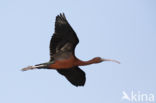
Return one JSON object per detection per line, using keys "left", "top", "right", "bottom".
{"left": 75, "top": 58, "right": 95, "bottom": 66}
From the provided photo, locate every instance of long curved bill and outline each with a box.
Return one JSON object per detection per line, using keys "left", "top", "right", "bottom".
{"left": 102, "top": 59, "right": 120, "bottom": 64}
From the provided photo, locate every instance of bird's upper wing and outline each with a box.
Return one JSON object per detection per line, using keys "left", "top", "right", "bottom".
{"left": 50, "top": 13, "right": 79, "bottom": 61}
{"left": 57, "top": 66, "right": 86, "bottom": 86}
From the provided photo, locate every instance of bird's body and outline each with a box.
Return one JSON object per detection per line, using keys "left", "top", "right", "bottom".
{"left": 49, "top": 55, "right": 76, "bottom": 69}
{"left": 22, "top": 13, "right": 120, "bottom": 86}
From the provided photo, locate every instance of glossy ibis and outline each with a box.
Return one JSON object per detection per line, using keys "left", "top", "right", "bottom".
{"left": 22, "top": 13, "right": 120, "bottom": 86}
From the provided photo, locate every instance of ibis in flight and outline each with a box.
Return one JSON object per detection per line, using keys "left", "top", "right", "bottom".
{"left": 22, "top": 13, "right": 120, "bottom": 86}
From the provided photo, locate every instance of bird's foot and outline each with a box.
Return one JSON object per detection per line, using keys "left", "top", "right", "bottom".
{"left": 21, "top": 66, "right": 36, "bottom": 71}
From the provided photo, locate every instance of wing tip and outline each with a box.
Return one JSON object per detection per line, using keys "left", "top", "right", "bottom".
{"left": 57, "top": 67, "right": 86, "bottom": 87}
{"left": 56, "top": 13, "right": 67, "bottom": 23}
{"left": 73, "top": 82, "right": 85, "bottom": 87}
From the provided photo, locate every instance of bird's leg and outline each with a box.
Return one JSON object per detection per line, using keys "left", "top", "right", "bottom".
{"left": 102, "top": 58, "right": 120, "bottom": 64}
{"left": 21, "top": 61, "right": 54, "bottom": 71}
{"left": 21, "top": 65, "right": 45, "bottom": 71}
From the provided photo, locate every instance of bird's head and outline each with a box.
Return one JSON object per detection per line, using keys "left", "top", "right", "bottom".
{"left": 92, "top": 57, "right": 104, "bottom": 63}
{"left": 92, "top": 57, "right": 120, "bottom": 64}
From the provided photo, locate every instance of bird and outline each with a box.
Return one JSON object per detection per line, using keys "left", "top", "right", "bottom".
{"left": 22, "top": 13, "right": 120, "bottom": 87}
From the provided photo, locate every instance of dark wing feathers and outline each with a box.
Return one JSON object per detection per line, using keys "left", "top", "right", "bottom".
{"left": 50, "top": 13, "right": 79, "bottom": 61}
{"left": 50, "top": 13, "right": 85, "bottom": 86}
{"left": 57, "top": 67, "right": 86, "bottom": 86}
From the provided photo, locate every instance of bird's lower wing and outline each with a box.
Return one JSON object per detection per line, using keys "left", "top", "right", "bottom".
{"left": 57, "top": 67, "right": 86, "bottom": 87}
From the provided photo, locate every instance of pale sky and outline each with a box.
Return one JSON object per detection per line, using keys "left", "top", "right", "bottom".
{"left": 0, "top": 0, "right": 156, "bottom": 103}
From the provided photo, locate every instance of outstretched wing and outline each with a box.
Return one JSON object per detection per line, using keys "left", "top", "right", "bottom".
{"left": 57, "top": 67, "right": 86, "bottom": 86}
{"left": 50, "top": 13, "right": 79, "bottom": 61}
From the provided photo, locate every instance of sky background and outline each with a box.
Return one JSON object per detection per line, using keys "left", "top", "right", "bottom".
{"left": 0, "top": 0, "right": 156, "bottom": 103}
